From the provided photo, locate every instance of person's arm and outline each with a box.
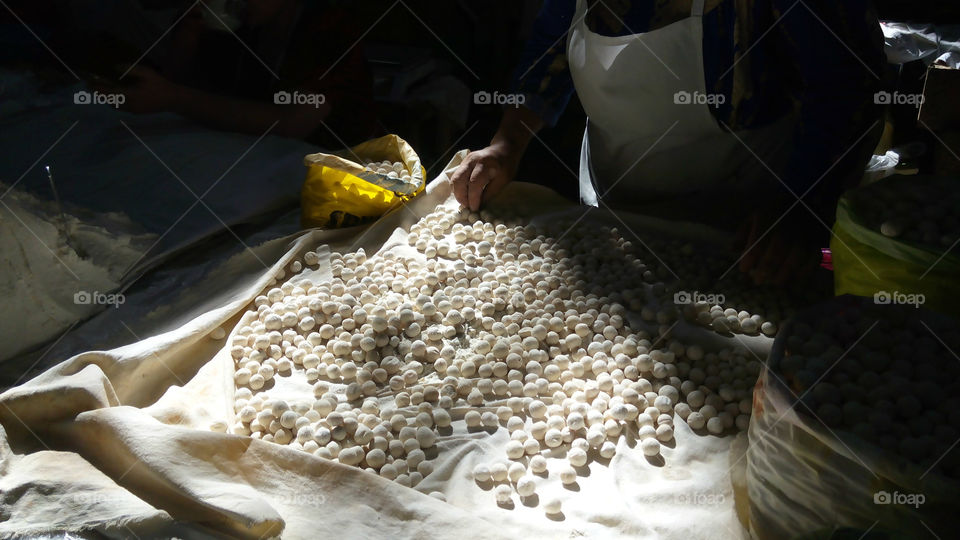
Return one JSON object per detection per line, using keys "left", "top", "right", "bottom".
{"left": 111, "top": 66, "right": 331, "bottom": 138}
{"left": 167, "top": 83, "right": 332, "bottom": 138}
{"left": 738, "top": 0, "right": 884, "bottom": 284}
{"left": 510, "top": 0, "right": 578, "bottom": 128}
{"left": 452, "top": 0, "right": 576, "bottom": 210}
{"left": 452, "top": 106, "right": 545, "bottom": 211}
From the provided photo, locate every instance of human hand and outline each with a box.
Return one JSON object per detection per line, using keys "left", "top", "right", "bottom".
{"left": 451, "top": 142, "right": 523, "bottom": 212}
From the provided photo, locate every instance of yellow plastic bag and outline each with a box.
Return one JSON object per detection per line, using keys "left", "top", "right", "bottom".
{"left": 301, "top": 134, "right": 426, "bottom": 228}
{"left": 831, "top": 175, "right": 960, "bottom": 317}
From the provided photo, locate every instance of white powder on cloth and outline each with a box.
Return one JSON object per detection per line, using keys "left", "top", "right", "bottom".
{"left": 0, "top": 184, "right": 156, "bottom": 361}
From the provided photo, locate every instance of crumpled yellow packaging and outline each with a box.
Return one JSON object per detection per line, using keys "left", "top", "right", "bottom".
{"left": 301, "top": 134, "right": 426, "bottom": 228}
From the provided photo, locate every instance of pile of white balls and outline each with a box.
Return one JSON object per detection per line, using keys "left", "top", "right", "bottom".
{"left": 632, "top": 238, "right": 828, "bottom": 339}
{"left": 362, "top": 160, "right": 416, "bottom": 185}
{"left": 771, "top": 300, "right": 960, "bottom": 477}
{"left": 219, "top": 204, "right": 766, "bottom": 508}
{"left": 853, "top": 177, "right": 960, "bottom": 249}
{"left": 674, "top": 302, "right": 779, "bottom": 338}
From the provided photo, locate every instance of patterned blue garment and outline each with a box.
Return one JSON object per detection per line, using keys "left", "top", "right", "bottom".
{"left": 512, "top": 0, "right": 885, "bottom": 196}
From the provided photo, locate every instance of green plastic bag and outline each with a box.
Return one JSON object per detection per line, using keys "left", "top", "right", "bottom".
{"left": 831, "top": 175, "right": 960, "bottom": 317}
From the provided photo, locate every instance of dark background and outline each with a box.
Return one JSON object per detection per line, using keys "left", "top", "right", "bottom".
{"left": 1, "top": 0, "right": 958, "bottom": 201}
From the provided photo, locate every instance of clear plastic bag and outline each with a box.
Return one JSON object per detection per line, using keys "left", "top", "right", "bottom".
{"left": 746, "top": 296, "right": 959, "bottom": 539}
{"left": 863, "top": 151, "right": 900, "bottom": 184}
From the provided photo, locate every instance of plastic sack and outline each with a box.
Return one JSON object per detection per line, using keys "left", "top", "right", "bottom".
{"left": 862, "top": 151, "right": 899, "bottom": 184}
{"left": 747, "top": 296, "right": 959, "bottom": 540}
{"left": 831, "top": 175, "right": 960, "bottom": 318}
{"left": 301, "top": 134, "right": 425, "bottom": 228}
{"left": 881, "top": 22, "right": 960, "bottom": 67}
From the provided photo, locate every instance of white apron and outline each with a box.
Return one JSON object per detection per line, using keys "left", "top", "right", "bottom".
{"left": 568, "top": 0, "right": 793, "bottom": 209}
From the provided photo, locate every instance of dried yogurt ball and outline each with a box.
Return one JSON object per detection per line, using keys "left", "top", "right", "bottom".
{"left": 495, "top": 484, "right": 513, "bottom": 504}
{"left": 599, "top": 441, "right": 617, "bottom": 459}
{"left": 416, "top": 426, "right": 437, "bottom": 448}
{"left": 544, "top": 497, "right": 562, "bottom": 515}
{"left": 559, "top": 466, "right": 577, "bottom": 484}
{"left": 516, "top": 476, "right": 536, "bottom": 497}
{"left": 641, "top": 438, "right": 661, "bottom": 456}
{"left": 568, "top": 448, "right": 588, "bottom": 467}
{"left": 365, "top": 449, "right": 387, "bottom": 469}
{"left": 490, "top": 462, "right": 509, "bottom": 482}
{"left": 505, "top": 440, "right": 525, "bottom": 459}
{"left": 508, "top": 462, "right": 526, "bottom": 482}
{"left": 473, "top": 464, "right": 491, "bottom": 483}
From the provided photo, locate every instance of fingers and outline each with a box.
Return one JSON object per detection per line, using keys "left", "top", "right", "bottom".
{"left": 452, "top": 152, "right": 497, "bottom": 212}
{"left": 481, "top": 170, "right": 510, "bottom": 206}
{"left": 450, "top": 156, "right": 474, "bottom": 208}
{"left": 468, "top": 160, "right": 495, "bottom": 212}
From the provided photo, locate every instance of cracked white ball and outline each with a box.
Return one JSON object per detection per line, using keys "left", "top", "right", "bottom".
{"left": 495, "top": 484, "right": 513, "bottom": 504}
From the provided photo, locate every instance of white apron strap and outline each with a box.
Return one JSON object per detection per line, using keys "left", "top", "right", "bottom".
{"left": 691, "top": 0, "right": 705, "bottom": 17}
{"left": 579, "top": 122, "right": 599, "bottom": 207}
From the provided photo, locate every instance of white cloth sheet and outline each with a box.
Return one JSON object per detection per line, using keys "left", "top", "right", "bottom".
{"left": 0, "top": 156, "right": 764, "bottom": 539}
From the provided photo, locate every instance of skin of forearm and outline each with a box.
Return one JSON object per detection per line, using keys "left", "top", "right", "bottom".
{"left": 167, "top": 85, "right": 332, "bottom": 138}
{"left": 491, "top": 105, "right": 545, "bottom": 157}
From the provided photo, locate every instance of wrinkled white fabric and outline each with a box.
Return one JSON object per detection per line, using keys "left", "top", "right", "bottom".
{"left": 0, "top": 155, "right": 759, "bottom": 539}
